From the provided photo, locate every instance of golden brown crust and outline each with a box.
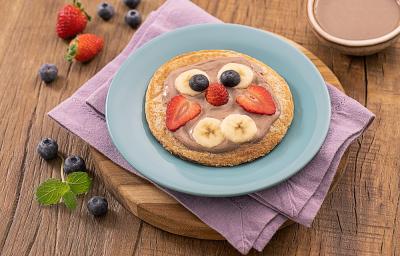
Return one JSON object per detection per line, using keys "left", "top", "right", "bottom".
{"left": 145, "top": 50, "right": 294, "bottom": 167}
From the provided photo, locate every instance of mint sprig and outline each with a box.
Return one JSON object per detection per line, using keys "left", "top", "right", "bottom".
{"left": 35, "top": 154, "right": 92, "bottom": 210}
{"left": 36, "top": 172, "right": 91, "bottom": 210}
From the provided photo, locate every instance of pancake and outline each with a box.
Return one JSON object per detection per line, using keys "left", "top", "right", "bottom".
{"left": 145, "top": 50, "right": 294, "bottom": 167}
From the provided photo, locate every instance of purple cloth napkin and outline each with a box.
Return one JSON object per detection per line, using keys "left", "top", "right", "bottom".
{"left": 49, "top": 0, "right": 375, "bottom": 254}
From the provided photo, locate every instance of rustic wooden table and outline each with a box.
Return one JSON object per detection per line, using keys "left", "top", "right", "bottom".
{"left": 0, "top": 0, "right": 397, "bottom": 255}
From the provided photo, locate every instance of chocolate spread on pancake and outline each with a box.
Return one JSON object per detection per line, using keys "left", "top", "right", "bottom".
{"left": 163, "top": 57, "right": 281, "bottom": 153}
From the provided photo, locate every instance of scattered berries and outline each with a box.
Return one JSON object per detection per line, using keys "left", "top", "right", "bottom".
{"left": 123, "top": 0, "right": 141, "bottom": 9}
{"left": 189, "top": 74, "right": 209, "bottom": 92}
{"left": 125, "top": 10, "right": 141, "bottom": 28}
{"left": 37, "top": 138, "right": 59, "bottom": 160}
{"left": 38, "top": 64, "right": 58, "bottom": 84}
{"left": 220, "top": 70, "right": 241, "bottom": 87}
{"left": 236, "top": 85, "right": 276, "bottom": 115}
{"left": 66, "top": 34, "right": 104, "bottom": 63}
{"left": 87, "top": 196, "right": 108, "bottom": 216}
{"left": 166, "top": 95, "right": 201, "bottom": 131}
{"left": 205, "top": 83, "right": 229, "bottom": 106}
{"left": 64, "top": 155, "right": 87, "bottom": 175}
{"left": 97, "top": 2, "right": 115, "bottom": 21}
{"left": 56, "top": 0, "right": 91, "bottom": 39}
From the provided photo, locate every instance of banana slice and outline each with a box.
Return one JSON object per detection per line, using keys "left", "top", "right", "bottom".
{"left": 217, "top": 63, "right": 254, "bottom": 89}
{"left": 220, "top": 114, "right": 257, "bottom": 143}
{"left": 175, "top": 69, "right": 209, "bottom": 96}
{"left": 192, "top": 118, "right": 225, "bottom": 148}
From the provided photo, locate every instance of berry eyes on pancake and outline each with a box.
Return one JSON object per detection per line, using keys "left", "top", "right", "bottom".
{"left": 174, "top": 69, "right": 209, "bottom": 96}
{"left": 189, "top": 74, "right": 209, "bottom": 92}
{"left": 217, "top": 63, "right": 254, "bottom": 89}
{"left": 220, "top": 70, "right": 241, "bottom": 87}
{"left": 174, "top": 63, "right": 254, "bottom": 97}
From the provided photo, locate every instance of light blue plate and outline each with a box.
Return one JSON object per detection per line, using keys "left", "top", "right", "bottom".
{"left": 106, "top": 24, "right": 330, "bottom": 197}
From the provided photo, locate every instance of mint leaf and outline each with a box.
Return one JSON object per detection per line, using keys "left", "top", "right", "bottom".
{"left": 36, "top": 179, "right": 69, "bottom": 205}
{"left": 66, "top": 172, "right": 92, "bottom": 195}
{"left": 62, "top": 190, "right": 77, "bottom": 210}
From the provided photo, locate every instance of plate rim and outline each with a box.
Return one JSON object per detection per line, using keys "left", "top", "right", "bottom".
{"left": 106, "top": 23, "right": 331, "bottom": 197}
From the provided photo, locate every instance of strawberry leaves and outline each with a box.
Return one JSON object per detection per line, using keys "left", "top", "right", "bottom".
{"left": 73, "top": 0, "right": 92, "bottom": 21}
{"left": 65, "top": 41, "right": 78, "bottom": 62}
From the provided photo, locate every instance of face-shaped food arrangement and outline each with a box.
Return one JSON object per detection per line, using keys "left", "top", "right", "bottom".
{"left": 164, "top": 58, "right": 279, "bottom": 153}
{"left": 145, "top": 50, "right": 293, "bottom": 166}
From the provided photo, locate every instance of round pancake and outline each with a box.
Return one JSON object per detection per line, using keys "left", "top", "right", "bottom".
{"left": 145, "top": 50, "right": 294, "bottom": 167}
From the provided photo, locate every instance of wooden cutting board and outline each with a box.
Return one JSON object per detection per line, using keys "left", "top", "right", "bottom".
{"left": 90, "top": 38, "right": 346, "bottom": 240}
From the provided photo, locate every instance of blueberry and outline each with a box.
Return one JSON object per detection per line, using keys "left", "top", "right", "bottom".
{"left": 189, "top": 74, "right": 209, "bottom": 92}
{"left": 87, "top": 196, "right": 108, "bottom": 217}
{"left": 39, "top": 64, "right": 58, "bottom": 84}
{"left": 125, "top": 10, "right": 141, "bottom": 28}
{"left": 97, "top": 2, "right": 115, "bottom": 21}
{"left": 123, "top": 0, "right": 140, "bottom": 9}
{"left": 220, "top": 70, "right": 241, "bottom": 87}
{"left": 63, "top": 155, "right": 86, "bottom": 175}
{"left": 37, "top": 138, "right": 59, "bottom": 160}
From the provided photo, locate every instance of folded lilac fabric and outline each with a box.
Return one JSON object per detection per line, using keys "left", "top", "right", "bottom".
{"left": 49, "top": 0, "right": 375, "bottom": 254}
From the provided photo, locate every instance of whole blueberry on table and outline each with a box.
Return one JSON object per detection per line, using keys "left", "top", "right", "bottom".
{"left": 87, "top": 196, "right": 108, "bottom": 216}
{"left": 220, "top": 70, "right": 241, "bottom": 87}
{"left": 125, "top": 10, "right": 141, "bottom": 28}
{"left": 189, "top": 74, "right": 209, "bottom": 92}
{"left": 38, "top": 64, "right": 58, "bottom": 84}
{"left": 63, "top": 155, "right": 86, "bottom": 175}
{"left": 123, "top": 0, "right": 140, "bottom": 9}
{"left": 97, "top": 2, "right": 115, "bottom": 21}
{"left": 37, "top": 138, "right": 58, "bottom": 160}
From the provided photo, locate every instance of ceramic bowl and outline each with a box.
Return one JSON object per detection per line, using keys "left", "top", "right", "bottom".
{"left": 307, "top": 0, "right": 400, "bottom": 56}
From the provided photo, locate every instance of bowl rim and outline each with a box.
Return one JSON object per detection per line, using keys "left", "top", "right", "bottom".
{"left": 307, "top": 0, "right": 400, "bottom": 47}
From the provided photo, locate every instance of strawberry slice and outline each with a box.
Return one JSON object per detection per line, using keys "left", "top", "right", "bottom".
{"left": 236, "top": 85, "right": 276, "bottom": 115}
{"left": 166, "top": 95, "right": 201, "bottom": 131}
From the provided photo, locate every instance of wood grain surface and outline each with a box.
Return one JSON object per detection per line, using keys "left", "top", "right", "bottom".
{"left": 0, "top": 0, "right": 397, "bottom": 255}
{"left": 89, "top": 39, "right": 346, "bottom": 240}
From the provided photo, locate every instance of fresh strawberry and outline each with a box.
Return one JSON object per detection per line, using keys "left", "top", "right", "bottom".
{"left": 56, "top": 0, "right": 91, "bottom": 39}
{"left": 66, "top": 34, "right": 104, "bottom": 62}
{"left": 205, "top": 83, "right": 229, "bottom": 106}
{"left": 236, "top": 85, "right": 276, "bottom": 115}
{"left": 166, "top": 95, "right": 201, "bottom": 131}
